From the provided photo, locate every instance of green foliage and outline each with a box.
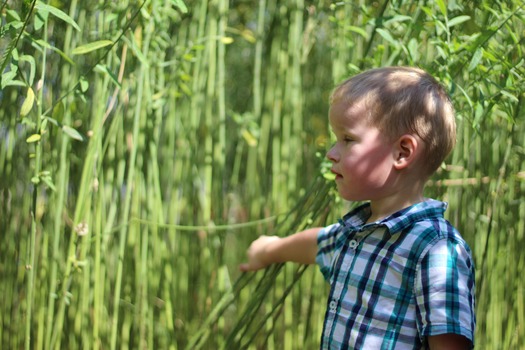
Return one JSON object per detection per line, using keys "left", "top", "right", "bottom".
{"left": 0, "top": 0, "right": 524, "bottom": 349}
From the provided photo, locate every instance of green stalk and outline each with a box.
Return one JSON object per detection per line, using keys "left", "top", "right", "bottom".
{"left": 253, "top": 0, "right": 266, "bottom": 120}
{"left": 250, "top": 0, "right": 267, "bottom": 203}
{"left": 26, "top": 11, "right": 48, "bottom": 350}
{"left": 26, "top": 218, "right": 37, "bottom": 350}
{"left": 45, "top": 0, "right": 78, "bottom": 347}
{"left": 359, "top": 0, "right": 390, "bottom": 69}
{"left": 330, "top": 3, "right": 347, "bottom": 82}
{"left": 288, "top": 0, "right": 303, "bottom": 196}
{"left": 135, "top": 174, "right": 148, "bottom": 349}
{"left": 109, "top": 18, "right": 152, "bottom": 350}
{"left": 216, "top": 0, "right": 227, "bottom": 189}
{"left": 203, "top": 1, "right": 217, "bottom": 225}
{"left": 269, "top": 16, "right": 284, "bottom": 210}
{"left": 93, "top": 173, "right": 104, "bottom": 350}
{"left": 215, "top": 0, "right": 228, "bottom": 343}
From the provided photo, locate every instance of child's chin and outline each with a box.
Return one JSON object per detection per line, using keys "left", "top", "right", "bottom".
{"left": 335, "top": 189, "right": 353, "bottom": 201}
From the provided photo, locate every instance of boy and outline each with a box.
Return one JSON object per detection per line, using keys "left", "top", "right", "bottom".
{"left": 239, "top": 67, "right": 475, "bottom": 349}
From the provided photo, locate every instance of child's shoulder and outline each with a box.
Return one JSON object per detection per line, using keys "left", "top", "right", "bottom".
{"left": 405, "top": 213, "right": 466, "bottom": 247}
{"left": 399, "top": 215, "right": 474, "bottom": 270}
{"left": 386, "top": 200, "right": 472, "bottom": 258}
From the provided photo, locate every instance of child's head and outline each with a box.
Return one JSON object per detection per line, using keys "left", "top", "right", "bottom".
{"left": 330, "top": 66, "right": 456, "bottom": 178}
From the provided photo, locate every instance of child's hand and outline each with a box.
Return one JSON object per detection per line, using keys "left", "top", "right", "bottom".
{"left": 239, "top": 235, "right": 281, "bottom": 272}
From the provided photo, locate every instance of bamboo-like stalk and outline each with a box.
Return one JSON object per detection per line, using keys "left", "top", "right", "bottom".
{"left": 44, "top": 0, "right": 79, "bottom": 346}
{"left": 2, "top": 1, "right": 525, "bottom": 348}
{"left": 26, "top": 8, "right": 48, "bottom": 350}
{"left": 109, "top": 17, "right": 152, "bottom": 350}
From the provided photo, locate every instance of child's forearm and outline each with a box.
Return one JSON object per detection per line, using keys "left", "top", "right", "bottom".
{"left": 268, "top": 227, "right": 321, "bottom": 264}
{"left": 239, "top": 227, "right": 321, "bottom": 271}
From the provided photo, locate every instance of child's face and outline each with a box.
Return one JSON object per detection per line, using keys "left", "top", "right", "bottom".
{"left": 327, "top": 100, "right": 397, "bottom": 202}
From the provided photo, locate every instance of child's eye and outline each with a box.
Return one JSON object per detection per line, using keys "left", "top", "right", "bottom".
{"left": 343, "top": 136, "right": 353, "bottom": 143}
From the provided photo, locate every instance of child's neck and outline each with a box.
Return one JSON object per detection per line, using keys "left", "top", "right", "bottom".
{"left": 366, "top": 183, "right": 425, "bottom": 224}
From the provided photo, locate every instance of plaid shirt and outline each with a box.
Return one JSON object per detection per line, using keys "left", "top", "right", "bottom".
{"left": 316, "top": 199, "right": 475, "bottom": 349}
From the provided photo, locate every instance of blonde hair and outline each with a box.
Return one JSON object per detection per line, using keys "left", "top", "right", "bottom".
{"left": 331, "top": 66, "right": 456, "bottom": 177}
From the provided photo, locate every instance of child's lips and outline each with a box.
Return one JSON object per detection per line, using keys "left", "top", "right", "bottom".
{"left": 331, "top": 169, "right": 342, "bottom": 179}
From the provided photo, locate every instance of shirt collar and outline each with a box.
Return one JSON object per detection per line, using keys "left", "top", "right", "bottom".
{"left": 338, "top": 199, "right": 447, "bottom": 236}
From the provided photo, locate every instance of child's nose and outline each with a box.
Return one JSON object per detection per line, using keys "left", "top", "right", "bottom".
{"left": 326, "top": 146, "right": 339, "bottom": 162}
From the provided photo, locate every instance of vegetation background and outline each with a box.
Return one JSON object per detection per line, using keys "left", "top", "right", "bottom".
{"left": 1, "top": 0, "right": 524, "bottom": 349}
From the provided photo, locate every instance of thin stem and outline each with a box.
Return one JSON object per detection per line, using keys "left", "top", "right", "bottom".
{"left": 109, "top": 14, "right": 152, "bottom": 350}
{"left": 26, "top": 6, "right": 47, "bottom": 350}
{"left": 45, "top": 0, "right": 78, "bottom": 347}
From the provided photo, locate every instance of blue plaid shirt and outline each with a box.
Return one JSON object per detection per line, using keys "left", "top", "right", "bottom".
{"left": 316, "top": 199, "right": 475, "bottom": 349}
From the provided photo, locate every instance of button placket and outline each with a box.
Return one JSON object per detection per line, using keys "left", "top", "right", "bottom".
{"left": 329, "top": 299, "right": 338, "bottom": 311}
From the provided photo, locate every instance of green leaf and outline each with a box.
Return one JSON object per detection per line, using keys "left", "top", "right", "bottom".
{"left": 40, "top": 116, "right": 48, "bottom": 133}
{"left": 34, "top": 10, "right": 48, "bottom": 31}
{"left": 435, "top": 20, "right": 447, "bottom": 35}
{"left": 436, "top": 45, "right": 447, "bottom": 59}
{"left": 178, "top": 82, "right": 192, "bottom": 96}
{"left": 179, "top": 73, "right": 191, "bottom": 82}
{"left": 192, "top": 44, "right": 205, "bottom": 51}
{"left": 123, "top": 35, "right": 148, "bottom": 65}
{"left": 34, "top": 39, "right": 75, "bottom": 65}
{"left": 435, "top": 0, "right": 447, "bottom": 17}
{"left": 420, "top": 6, "right": 434, "bottom": 19}
{"left": 240, "top": 29, "right": 256, "bottom": 43}
{"left": 45, "top": 116, "right": 60, "bottom": 127}
{"left": 1, "top": 70, "right": 17, "bottom": 89}
{"left": 220, "top": 37, "right": 234, "bottom": 44}
{"left": 468, "top": 48, "right": 483, "bottom": 72}
{"left": 6, "top": 9, "right": 21, "bottom": 21}
{"left": 501, "top": 90, "right": 519, "bottom": 103}
{"left": 322, "top": 171, "right": 336, "bottom": 181}
{"left": 454, "top": 83, "right": 473, "bottom": 110}
{"left": 26, "top": 134, "right": 41, "bottom": 143}
{"left": 481, "top": 49, "right": 498, "bottom": 63}
{"left": 41, "top": 174, "right": 56, "bottom": 191}
{"left": 241, "top": 129, "right": 257, "bottom": 147}
{"left": 4, "top": 80, "right": 25, "bottom": 88}
{"left": 376, "top": 28, "right": 398, "bottom": 47}
{"left": 51, "top": 101, "right": 65, "bottom": 123}
{"left": 170, "top": 0, "right": 188, "bottom": 13}
{"left": 20, "top": 55, "right": 36, "bottom": 85}
{"left": 384, "top": 15, "right": 412, "bottom": 25}
{"left": 447, "top": 15, "right": 471, "bottom": 28}
{"left": 72, "top": 40, "right": 113, "bottom": 55}
{"left": 94, "top": 64, "right": 121, "bottom": 88}
{"left": 467, "top": 27, "right": 497, "bottom": 52}
{"left": 79, "top": 76, "right": 89, "bottom": 93}
{"left": 347, "top": 26, "right": 368, "bottom": 39}
{"left": 11, "top": 47, "right": 18, "bottom": 62}
{"left": 407, "top": 38, "right": 419, "bottom": 61}
{"left": 62, "top": 125, "right": 84, "bottom": 141}
{"left": 35, "top": 2, "right": 81, "bottom": 31}
{"left": 20, "top": 87, "right": 35, "bottom": 117}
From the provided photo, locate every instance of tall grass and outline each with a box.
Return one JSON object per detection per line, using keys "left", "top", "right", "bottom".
{"left": 1, "top": 0, "right": 524, "bottom": 349}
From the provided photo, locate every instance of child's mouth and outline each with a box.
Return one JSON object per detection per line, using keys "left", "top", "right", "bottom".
{"left": 331, "top": 169, "right": 342, "bottom": 180}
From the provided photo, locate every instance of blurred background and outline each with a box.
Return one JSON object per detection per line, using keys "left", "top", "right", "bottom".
{"left": 1, "top": 0, "right": 524, "bottom": 349}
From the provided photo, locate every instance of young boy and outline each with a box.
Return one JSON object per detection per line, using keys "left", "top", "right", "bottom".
{"left": 239, "top": 67, "right": 475, "bottom": 349}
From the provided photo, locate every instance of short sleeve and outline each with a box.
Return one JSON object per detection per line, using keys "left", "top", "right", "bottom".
{"left": 414, "top": 238, "right": 476, "bottom": 346}
{"left": 316, "top": 223, "right": 341, "bottom": 281}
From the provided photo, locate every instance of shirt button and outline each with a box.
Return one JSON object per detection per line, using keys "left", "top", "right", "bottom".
{"left": 348, "top": 240, "right": 358, "bottom": 249}
{"left": 329, "top": 299, "right": 337, "bottom": 311}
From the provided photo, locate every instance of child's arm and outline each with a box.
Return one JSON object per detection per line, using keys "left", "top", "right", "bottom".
{"left": 428, "top": 334, "right": 471, "bottom": 350}
{"left": 239, "top": 227, "right": 321, "bottom": 271}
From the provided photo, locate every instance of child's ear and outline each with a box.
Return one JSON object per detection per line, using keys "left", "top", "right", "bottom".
{"left": 393, "top": 134, "right": 419, "bottom": 170}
